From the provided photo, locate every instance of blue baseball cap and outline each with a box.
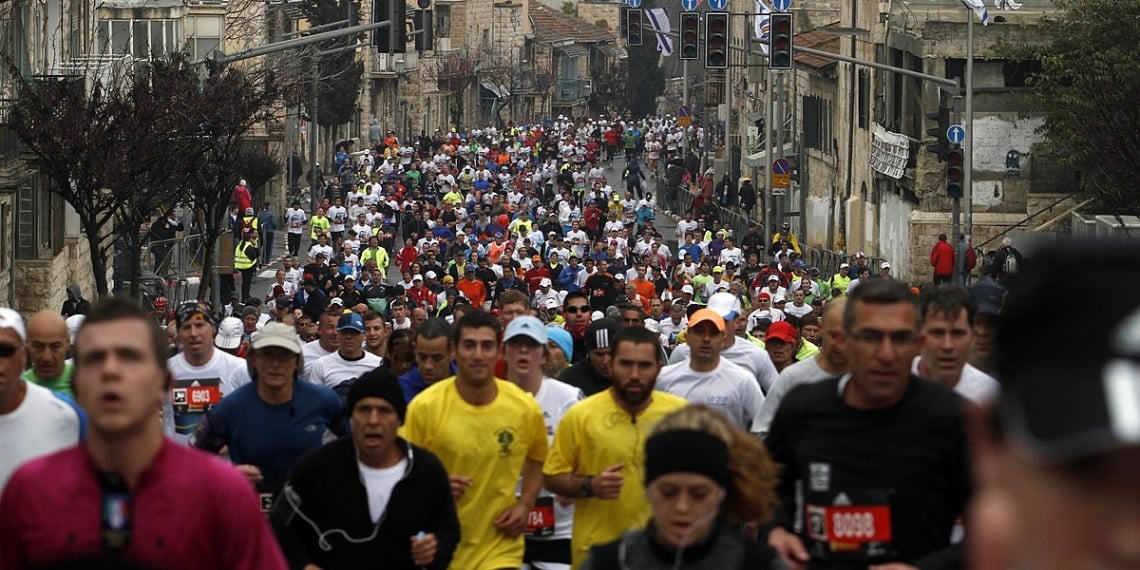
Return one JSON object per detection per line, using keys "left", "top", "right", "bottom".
{"left": 546, "top": 326, "right": 573, "bottom": 361}
{"left": 504, "top": 316, "right": 547, "bottom": 345}
{"left": 337, "top": 312, "right": 365, "bottom": 333}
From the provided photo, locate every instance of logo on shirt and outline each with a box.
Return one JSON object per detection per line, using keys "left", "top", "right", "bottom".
{"left": 809, "top": 462, "right": 831, "bottom": 492}
{"left": 495, "top": 427, "right": 517, "bottom": 457}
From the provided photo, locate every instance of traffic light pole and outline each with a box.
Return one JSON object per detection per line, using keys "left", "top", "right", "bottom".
{"left": 964, "top": 15, "right": 975, "bottom": 245}
{"left": 951, "top": 96, "right": 963, "bottom": 286}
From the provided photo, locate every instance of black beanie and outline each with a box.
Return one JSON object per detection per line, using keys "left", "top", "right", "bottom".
{"left": 345, "top": 368, "right": 407, "bottom": 422}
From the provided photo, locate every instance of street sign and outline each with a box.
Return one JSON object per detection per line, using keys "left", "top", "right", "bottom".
{"left": 628, "top": 0, "right": 642, "bottom": 7}
{"left": 678, "top": 105, "right": 692, "bottom": 117}
{"left": 773, "top": 0, "right": 791, "bottom": 11}
{"left": 678, "top": 116, "right": 691, "bottom": 127}
{"left": 772, "top": 157, "right": 792, "bottom": 174}
{"left": 771, "top": 157, "right": 791, "bottom": 190}
{"left": 681, "top": 0, "right": 699, "bottom": 11}
{"left": 946, "top": 124, "right": 966, "bottom": 145}
{"left": 708, "top": 0, "right": 726, "bottom": 9}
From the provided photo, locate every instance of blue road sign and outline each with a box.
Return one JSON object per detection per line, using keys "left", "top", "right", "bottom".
{"left": 679, "top": 105, "right": 692, "bottom": 117}
{"left": 773, "top": 0, "right": 791, "bottom": 11}
{"left": 629, "top": 0, "right": 642, "bottom": 7}
{"left": 681, "top": 0, "right": 698, "bottom": 11}
{"left": 772, "top": 158, "right": 792, "bottom": 174}
{"left": 708, "top": 0, "right": 726, "bottom": 10}
{"left": 947, "top": 124, "right": 966, "bottom": 144}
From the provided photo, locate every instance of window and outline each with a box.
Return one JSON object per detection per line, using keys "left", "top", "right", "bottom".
{"left": 16, "top": 178, "right": 63, "bottom": 260}
{"left": 802, "top": 95, "right": 832, "bottom": 154}
{"left": 482, "top": 29, "right": 490, "bottom": 49}
{"left": 97, "top": 19, "right": 182, "bottom": 59}
{"left": 857, "top": 69, "right": 869, "bottom": 129}
{"left": 0, "top": 204, "right": 8, "bottom": 271}
{"left": 187, "top": 16, "right": 223, "bottom": 61}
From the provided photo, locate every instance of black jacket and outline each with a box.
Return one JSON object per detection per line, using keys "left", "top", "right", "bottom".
{"left": 558, "top": 358, "right": 610, "bottom": 396}
{"left": 273, "top": 437, "right": 460, "bottom": 570}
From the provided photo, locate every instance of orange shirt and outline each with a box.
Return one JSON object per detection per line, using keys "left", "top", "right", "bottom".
{"left": 456, "top": 278, "right": 487, "bottom": 308}
{"left": 632, "top": 280, "right": 656, "bottom": 312}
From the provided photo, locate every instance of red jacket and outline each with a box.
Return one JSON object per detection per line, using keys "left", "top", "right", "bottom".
{"left": 931, "top": 240, "right": 955, "bottom": 276}
{"left": 397, "top": 246, "right": 419, "bottom": 273}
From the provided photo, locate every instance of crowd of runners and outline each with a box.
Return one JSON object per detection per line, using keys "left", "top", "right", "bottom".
{"left": 0, "top": 114, "right": 1132, "bottom": 570}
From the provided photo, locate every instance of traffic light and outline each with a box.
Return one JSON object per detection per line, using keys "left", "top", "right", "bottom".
{"left": 705, "top": 12, "right": 728, "bottom": 69}
{"left": 627, "top": 9, "right": 643, "bottom": 46}
{"left": 769, "top": 13, "right": 793, "bottom": 70}
{"left": 414, "top": 9, "right": 433, "bottom": 51}
{"left": 680, "top": 13, "right": 700, "bottom": 61}
{"left": 926, "top": 105, "right": 949, "bottom": 161}
{"left": 620, "top": 6, "right": 629, "bottom": 39}
{"left": 946, "top": 145, "right": 964, "bottom": 199}
{"left": 373, "top": 0, "right": 407, "bottom": 53}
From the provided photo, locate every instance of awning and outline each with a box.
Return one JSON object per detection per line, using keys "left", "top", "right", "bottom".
{"left": 480, "top": 81, "right": 511, "bottom": 98}
{"left": 557, "top": 44, "right": 589, "bottom": 59}
{"left": 597, "top": 44, "right": 628, "bottom": 60}
{"left": 743, "top": 142, "right": 797, "bottom": 168}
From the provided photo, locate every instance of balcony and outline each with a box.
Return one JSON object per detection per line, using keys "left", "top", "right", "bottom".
{"left": 555, "top": 77, "right": 593, "bottom": 102}
{"left": 370, "top": 51, "right": 419, "bottom": 78}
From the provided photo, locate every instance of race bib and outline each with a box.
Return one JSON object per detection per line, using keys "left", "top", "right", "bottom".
{"left": 805, "top": 489, "right": 894, "bottom": 561}
{"left": 525, "top": 496, "right": 556, "bottom": 537}
{"left": 170, "top": 377, "right": 222, "bottom": 437}
{"left": 290, "top": 220, "right": 301, "bottom": 229}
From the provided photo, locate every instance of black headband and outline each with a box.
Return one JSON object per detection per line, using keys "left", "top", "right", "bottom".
{"left": 645, "top": 429, "right": 731, "bottom": 487}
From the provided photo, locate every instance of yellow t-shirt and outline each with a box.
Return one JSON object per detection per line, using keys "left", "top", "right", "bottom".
{"left": 309, "top": 215, "right": 331, "bottom": 240}
{"left": 400, "top": 377, "right": 548, "bottom": 570}
{"left": 543, "top": 389, "right": 689, "bottom": 569}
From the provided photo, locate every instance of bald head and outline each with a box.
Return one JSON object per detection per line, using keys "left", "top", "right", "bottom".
{"left": 27, "top": 311, "right": 70, "bottom": 381}
{"left": 819, "top": 297, "right": 848, "bottom": 371}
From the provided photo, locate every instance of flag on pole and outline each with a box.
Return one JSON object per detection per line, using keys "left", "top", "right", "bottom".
{"left": 959, "top": 0, "right": 991, "bottom": 25}
{"left": 754, "top": 0, "right": 772, "bottom": 53}
{"left": 646, "top": 8, "right": 673, "bottom": 56}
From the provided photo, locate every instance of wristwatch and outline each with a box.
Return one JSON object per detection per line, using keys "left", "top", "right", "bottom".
{"left": 579, "top": 475, "right": 593, "bottom": 498}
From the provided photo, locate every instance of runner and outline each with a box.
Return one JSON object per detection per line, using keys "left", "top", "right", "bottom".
{"left": 0, "top": 308, "right": 84, "bottom": 493}
{"left": 401, "top": 311, "right": 548, "bottom": 569}
{"left": 914, "top": 285, "right": 1000, "bottom": 405}
{"left": 0, "top": 298, "right": 287, "bottom": 569}
{"left": 543, "top": 326, "right": 688, "bottom": 569}
{"left": 501, "top": 317, "right": 584, "bottom": 570}
{"left": 305, "top": 312, "right": 383, "bottom": 397}
{"left": 272, "top": 367, "right": 460, "bottom": 569}
{"left": 668, "top": 292, "right": 779, "bottom": 392}
{"left": 765, "top": 279, "right": 971, "bottom": 568}
{"left": 558, "top": 319, "right": 620, "bottom": 396}
{"left": 656, "top": 309, "right": 764, "bottom": 430}
{"left": 194, "top": 322, "right": 345, "bottom": 506}
{"left": 21, "top": 311, "right": 74, "bottom": 396}
{"left": 164, "top": 300, "right": 246, "bottom": 443}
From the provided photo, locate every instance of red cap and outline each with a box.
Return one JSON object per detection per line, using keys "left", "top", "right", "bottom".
{"left": 766, "top": 321, "right": 799, "bottom": 344}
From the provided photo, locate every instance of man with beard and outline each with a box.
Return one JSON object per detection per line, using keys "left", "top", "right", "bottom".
{"left": 543, "top": 326, "right": 687, "bottom": 569}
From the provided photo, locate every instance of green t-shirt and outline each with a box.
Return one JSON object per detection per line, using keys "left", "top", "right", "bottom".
{"left": 21, "top": 362, "right": 75, "bottom": 397}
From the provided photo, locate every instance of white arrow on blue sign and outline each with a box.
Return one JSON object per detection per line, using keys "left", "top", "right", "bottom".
{"left": 629, "top": 0, "right": 642, "bottom": 7}
{"left": 681, "top": 0, "right": 698, "bottom": 11}
{"left": 708, "top": 0, "right": 726, "bottom": 10}
{"left": 947, "top": 124, "right": 966, "bottom": 144}
{"left": 773, "top": 0, "right": 791, "bottom": 11}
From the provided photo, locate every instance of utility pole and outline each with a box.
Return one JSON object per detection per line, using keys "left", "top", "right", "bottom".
{"left": 951, "top": 95, "right": 963, "bottom": 285}
{"left": 764, "top": 67, "right": 774, "bottom": 237}
{"left": 774, "top": 70, "right": 786, "bottom": 226}
{"left": 309, "top": 52, "right": 319, "bottom": 213}
{"left": 681, "top": 59, "right": 688, "bottom": 155}
{"left": 964, "top": 14, "right": 974, "bottom": 242}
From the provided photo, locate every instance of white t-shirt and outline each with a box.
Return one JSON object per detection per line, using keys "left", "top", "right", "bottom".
{"left": 528, "top": 378, "right": 584, "bottom": 541}
{"left": 784, "top": 302, "right": 814, "bottom": 319}
{"left": 669, "top": 336, "right": 779, "bottom": 392}
{"left": 657, "top": 358, "right": 765, "bottom": 430}
{"left": 751, "top": 356, "right": 836, "bottom": 438}
{"left": 359, "top": 458, "right": 408, "bottom": 523}
{"left": 911, "top": 356, "right": 1000, "bottom": 406}
{"left": 328, "top": 205, "right": 348, "bottom": 232}
{"left": 305, "top": 351, "right": 383, "bottom": 389}
{"left": 301, "top": 340, "right": 336, "bottom": 370}
{"left": 164, "top": 349, "right": 247, "bottom": 444}
{"left": 0, "top": 382, "right": 84, "bottom": 493}
{"left": 285, "top": 207, "right": 307, "bottom": 234}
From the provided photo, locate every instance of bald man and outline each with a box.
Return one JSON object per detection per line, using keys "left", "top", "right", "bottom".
{"left": 751, "top": 297, "right": 848, "bottom": 438}
{"left": 21, "top": 311, "right": 74, "bottom": 397}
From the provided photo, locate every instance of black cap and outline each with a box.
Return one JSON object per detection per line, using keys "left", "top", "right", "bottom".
{"left": 584, "top": 318, "right": 620, "bottom": 351}
{"left": 997, "top": 240, "right": 1140, "bottom": 463}
{"left": 345, "top": 367, "right": 407, "bottom": 422}
{"left": 969, "top": 282, "right": 1005, "bottom": 315}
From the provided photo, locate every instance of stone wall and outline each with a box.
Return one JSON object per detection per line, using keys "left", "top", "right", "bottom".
{"left": 577, "top": 1, "right": 617, "bottom": 33}
{"left": 14, "top": 235, "right": 99, "bottom": 316}
{"left": 0, "top": 194, "right": 12, "bottom": 308}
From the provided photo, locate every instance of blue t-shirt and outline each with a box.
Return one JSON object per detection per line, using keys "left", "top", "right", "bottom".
{"left": 196, "top": 381, "right": 345, "bottom": 492}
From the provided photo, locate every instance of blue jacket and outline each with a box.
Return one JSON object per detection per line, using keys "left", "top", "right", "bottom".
{"left": 559, "top": 265, "right": 582, "bottom": 292}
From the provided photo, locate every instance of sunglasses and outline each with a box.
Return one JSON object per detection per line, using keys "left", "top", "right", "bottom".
{"left": 565, "top": 305, "right": 590, "bottom": 314}
{"left": 0, "top": 344, "right": 19, "bottom": 358}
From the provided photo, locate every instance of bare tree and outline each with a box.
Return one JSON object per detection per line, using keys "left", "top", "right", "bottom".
{"left": 435, "top": 51, "right": 480, "bottom": 130}
{"left": 9, "top": 54, "right": 206, "bottom": 298}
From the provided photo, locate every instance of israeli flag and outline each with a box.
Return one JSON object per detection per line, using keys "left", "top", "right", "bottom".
{"left": 647, "top": 8, "right": 673, "bottom": 56}
{"left": 960, "top": 0, "right": 991, "bottom": 25}
{"left": 754, "top": 0, "right": 772, "bottom": 53}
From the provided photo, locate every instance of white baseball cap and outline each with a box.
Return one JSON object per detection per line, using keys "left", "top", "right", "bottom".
{"left": 215, "top": 317, "right": 244, "bottom": 350}
{"left": 0, "top": 308, "right": 26, "bottom": 343}
{"left": 707, "top": 292, "right": 742, "bottom": 320}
